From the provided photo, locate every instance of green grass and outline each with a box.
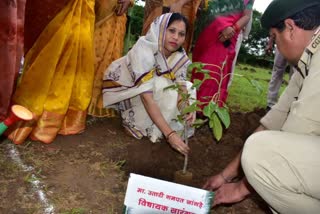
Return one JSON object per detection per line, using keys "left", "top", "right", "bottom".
{"left": 227, "top": 64, "right": 290, "bottom": 112}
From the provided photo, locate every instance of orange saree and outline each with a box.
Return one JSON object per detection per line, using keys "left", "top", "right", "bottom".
{"left": 87, "top": 0, "right": 128, "bottom": 117}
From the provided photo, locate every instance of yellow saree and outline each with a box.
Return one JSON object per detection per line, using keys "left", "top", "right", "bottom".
{"left": 7, "top": 0, "right": 95, "bottom": 144}
{"left": 87, "top": 0, "right": 128, "bottom": 117}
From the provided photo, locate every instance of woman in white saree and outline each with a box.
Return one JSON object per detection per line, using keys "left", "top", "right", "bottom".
{"left": 102, "top": 13, "right": 195, "bottom": 155}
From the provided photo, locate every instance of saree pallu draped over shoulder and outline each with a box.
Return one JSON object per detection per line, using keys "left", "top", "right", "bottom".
{"left": 191, "top": 0, "right": 253, "bottom": 107}
{"left": 102, "top": 13, "right": 195, "bottom": 142}
{"left": 7, "top": 0, "right": 95, "bottom": 144}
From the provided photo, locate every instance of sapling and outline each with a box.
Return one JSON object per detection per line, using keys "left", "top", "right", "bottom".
{"left": 164, "top": 60, "right": 231, "bottom": 178}
{"left": 166, "top": 60, "right": 261, "bottom": 176}
{"left": 187, "top": 60, "right": 231, "bottom": 141}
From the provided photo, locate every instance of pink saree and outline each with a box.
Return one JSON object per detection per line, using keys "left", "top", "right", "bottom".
{"left": 191, "top": 0, "right": 250, "bottom": 107}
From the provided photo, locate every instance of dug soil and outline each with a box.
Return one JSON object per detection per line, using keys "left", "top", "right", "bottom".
{"left": 0, "top": 109, "right": 272, "bottom": 214}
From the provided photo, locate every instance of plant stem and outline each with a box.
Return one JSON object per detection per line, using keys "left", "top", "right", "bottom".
{"left": 182, "top": 123, "right": 188, "bottom": 174}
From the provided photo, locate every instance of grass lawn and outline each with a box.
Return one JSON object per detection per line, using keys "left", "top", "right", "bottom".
{"left": 227, "top": 64, "right": 290, "bottom": 112}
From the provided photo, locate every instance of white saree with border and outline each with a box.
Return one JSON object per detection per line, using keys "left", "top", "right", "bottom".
{"left": 102, "top": 13, "right": 195, "bottom": 142}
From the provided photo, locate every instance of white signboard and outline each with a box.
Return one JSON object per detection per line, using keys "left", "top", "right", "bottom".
{"left": 123, "top": 173, "right": 214, "bottom": 214}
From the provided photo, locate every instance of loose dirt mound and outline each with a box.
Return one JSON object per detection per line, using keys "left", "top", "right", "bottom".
{"left": 0, "top": 109, "right": 271, "bottom": 213}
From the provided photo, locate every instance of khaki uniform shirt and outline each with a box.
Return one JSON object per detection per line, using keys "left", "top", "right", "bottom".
{"left": 261, "top": 28, "right": 320, "bottom": 135}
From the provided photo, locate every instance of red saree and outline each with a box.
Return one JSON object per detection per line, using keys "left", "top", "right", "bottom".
{"left": 0, "top": 0, "right": 26, "bottom": 121}
{"left": 191, "top": 0, "right": 250, "bottom": 107}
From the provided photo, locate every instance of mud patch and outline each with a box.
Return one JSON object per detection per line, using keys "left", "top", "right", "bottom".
{"left": 0, "top": 110, "right": 271, "bottom": 213}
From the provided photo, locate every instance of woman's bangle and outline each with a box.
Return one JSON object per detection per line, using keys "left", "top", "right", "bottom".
{"left": 232, "top": 23, "right": 241, "bottom": 32}
{"left": 166, "top": 130, "right": 176, "bottom": 141}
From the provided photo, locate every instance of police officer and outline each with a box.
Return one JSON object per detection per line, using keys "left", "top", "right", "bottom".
{"left": 203, "top": 0, "right": 320, "bottom": 213}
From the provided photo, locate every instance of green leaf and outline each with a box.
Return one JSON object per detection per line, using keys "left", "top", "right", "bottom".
{"left": 203, "top": 73, "right": 212, "bottom": 81}
{"left": 192, "top": 118, "right": 207, "bottom": 128}
{"left": 197, "top": 69, "right": 211, "bottom": 74}
{"left": 163, "top": 84, "right": 179, "bottom": 91}
{"left": 180, "top": 93, "right": 190, "bottom": 101}
{"left": 209, "top": 118, "right": 214, "bottom": 128}
{"left": 203, "top": 102, "right": 217, "bottom": 118}
{"left": 191, "top": 79, "right": 202, "bottom": 90}
{"left": 194, "top": 100, "right": 205, "bottom": 106}
{"left": 212, "top": 113, "right": 223, "bottom": 141}
{"left": 177, "top": 115, "right": 184, "bottom": 123}
{"left": 181, "top": 102, "right": 201, "bottom": 115}
{"left": 193, "top": 118, "right": 206, "bottom": 125}
{"left": 216, "top": 107, "right": 230, "bottom": 128}
{"left": 187, "top": 62, "right": 204, "bottom": 73}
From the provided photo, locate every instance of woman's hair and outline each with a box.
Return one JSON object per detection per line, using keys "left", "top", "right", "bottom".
{"left": 272, "top": 4, "right": 320, "bottom": 32}
{"left": 167, "top": 13, "right": 189, "bottom": 52}
{"left": 167, "top": 13, "right": 189, "bottom": 33}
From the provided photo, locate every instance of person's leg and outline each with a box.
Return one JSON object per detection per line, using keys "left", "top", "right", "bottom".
{"left": 267, "top": 48, "right": 288, "bottom": 108}
{"left": 242, "top": 131, "right": 320, "bottom": 214}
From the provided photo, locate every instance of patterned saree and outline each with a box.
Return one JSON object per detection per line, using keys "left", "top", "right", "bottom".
{"left": 87, "top": 0, "right": 128, "bottom": 117}
{"left": 7, "top": 0, "right": 95, "bottom": 144}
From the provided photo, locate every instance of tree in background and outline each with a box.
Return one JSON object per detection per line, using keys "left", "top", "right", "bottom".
{"left": 238, "top": 10, "right": 271, "bottom": 67}
{"left": 124, "top": 3, "right": 144, "bottom": 53}
{"left": 129, "top": 3, "right": 144, "bottom": 40}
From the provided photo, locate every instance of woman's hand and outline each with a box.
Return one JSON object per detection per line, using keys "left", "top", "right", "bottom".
{"left": 167, "top": 132, "right": 190, "bottom": 156}
{"left": 185, "top": 112, "right": 196, "bottom": 126}
{"left": 177, "top": 99, "right": 195, "bottom": 126}
{"left": 117, "top": 0, "right": 131, "bottom": 16}
{"left": 218, "top": 26, "right": 235, "bottom": 42}
{"left": 140, "top": 93, "right": 190, "bottom": 156}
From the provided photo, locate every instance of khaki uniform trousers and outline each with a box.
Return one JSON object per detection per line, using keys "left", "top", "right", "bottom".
{"left": 242, "top": 130, "right": 320, "bottom": 214}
